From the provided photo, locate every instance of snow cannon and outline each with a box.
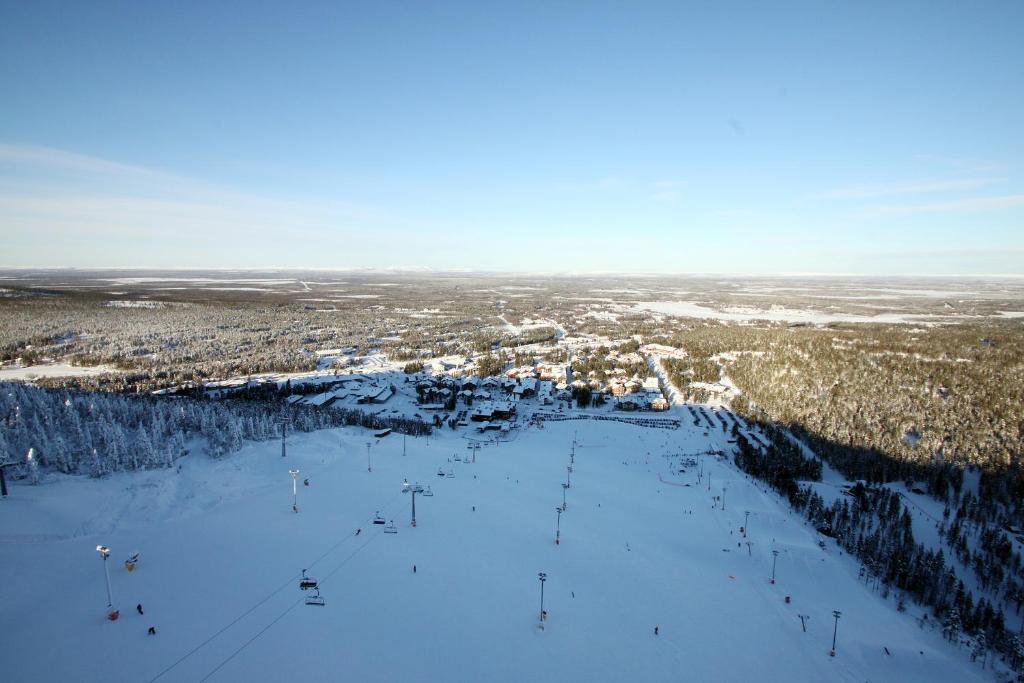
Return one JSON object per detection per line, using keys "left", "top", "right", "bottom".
{"left": 124, "top": 552, "right": 140, "bottom": 572}
{"left": 107, "top": 610, "right": 120, "bottom": 621}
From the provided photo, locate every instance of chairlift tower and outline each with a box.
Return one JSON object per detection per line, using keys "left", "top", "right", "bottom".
{"left": 566, "top": 464, "right": 572, "bottom": 490}
{"left": 0, "top": 460, "right": 16, "bottom": 497}
{"left": 561, "top": 482, "right": 568, "bottom": 511}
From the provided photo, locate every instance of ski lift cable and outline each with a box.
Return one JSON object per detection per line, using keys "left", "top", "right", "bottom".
{"left": 197, "top": 599, "right": 304, "bottom": 683}
{"left": 147, "top": 490, "right": 404, "bottom": 683}
{"left": 198, "top": 532, "right": 383, "bottom": 682}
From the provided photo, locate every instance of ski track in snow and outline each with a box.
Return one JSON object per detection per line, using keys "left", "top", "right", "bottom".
{"left": 0, "top": 421, "right": 990, "bottom": 682}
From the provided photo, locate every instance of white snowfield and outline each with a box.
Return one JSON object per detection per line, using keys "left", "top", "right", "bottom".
{"left": 0, "top": 420, "right": 986, "bottom": 682}
{"left": 633, "top": 301, "right": 955, "bottom": 324}
{"left": 0, "top": 362, "right": 121, "bottom": 380}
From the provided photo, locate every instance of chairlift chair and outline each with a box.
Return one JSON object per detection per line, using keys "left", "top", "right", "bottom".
{"left": 446, "top": 469, "right": 455, "bottom": 478}
{"left": 299, "top": 569, "right": 318, "bottom": 591}
{"left": 373, "top": 511, "right": 386, "bottom": 525}
{"left": 384, "top": 520, "right": 398, "bottom": 534}
{"left": 305, "top": 587, "right": 326, "bottom": 606}
{"left": 422, "top": 485, "right": 433, "bottom": 497}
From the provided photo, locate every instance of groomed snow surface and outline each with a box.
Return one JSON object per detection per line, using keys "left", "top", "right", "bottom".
{"left": 0, "top": 421, "right": 987, "bottom": 682}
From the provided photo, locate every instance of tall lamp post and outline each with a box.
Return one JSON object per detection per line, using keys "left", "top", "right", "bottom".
{"left": 411, "top": 484, "right": 418, "bottom": 527}
{"left": 538, "top": 572, "right": 547, "bottom": 623}
{"left": 278, "top": 415, "right": 289, "bottom": 457}
{"left": 744, "top": 510, "right": 750, "bottom": 537}
{"left": 96, "top": 545, "right": 115, "bottom": 619}
{"left": 770, "top": 549, "right": 779, "bottom": 584}
{"left": 561, "top": 483, "right": 568, "bottom": 511}
{"left": 289, "top": 469, "right": 300, "bottom": 512}
{"left": 566, "top": 465, "right": 572, "bottom": 489}
{"left": 555, "top": 507, "right": 562, "bottom": 545}
{"left": 830, "top": 610, "right": 842, "bottom": 656}
{"left": 366, "top": 442, "right": 372, "bottom": 472}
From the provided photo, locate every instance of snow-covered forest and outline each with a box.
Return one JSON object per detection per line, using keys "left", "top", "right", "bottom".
{"left": 0, "top": 382, "right": 430, "bottom": 478}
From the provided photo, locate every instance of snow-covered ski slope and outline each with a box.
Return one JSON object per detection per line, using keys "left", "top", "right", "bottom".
{"left": 0, "top": 419, "right": 986, "bottom": 682}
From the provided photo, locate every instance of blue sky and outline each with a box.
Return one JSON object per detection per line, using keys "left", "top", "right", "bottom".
{"left": 1, "top": 1, "right": 1022, "bottom": 274}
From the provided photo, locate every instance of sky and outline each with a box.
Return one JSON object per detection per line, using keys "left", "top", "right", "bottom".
{"left": 1, "top": 1, "right": 1022, "bottom": 275}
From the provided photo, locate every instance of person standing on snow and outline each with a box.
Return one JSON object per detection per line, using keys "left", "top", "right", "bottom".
{"left": 136, "top": 603, "right": 144, "bottom": 615}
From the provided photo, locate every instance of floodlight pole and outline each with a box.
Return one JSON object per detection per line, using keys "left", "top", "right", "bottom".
{"left": 771, "top": 549, "right": 779, "bottom": 584}
{"left": 290, "top": 469, "right": 299, "bottom": 512}
{"left": 555, "top": 507, "right": 562, "bottom": 545}
{"left": 830, "top": 610, "right": 842, "bottom": 656}
{"left": 411, "top": 487, "right": 417, "bottom": 527}
{"left": 561, "top": 482, "right": 568, "bottom": 511}
{"left": 538, "top": 572, "right": 547, "bottom": 623}
{"left": 96, "top": 545, "right": 113, "bottom": 608}
{"left": 744, "top": 510, "right": 750, "bottom": 537}
{"left": 366, "top": 442, "right": 372, "bottom": 472}
{"left": 566, "top": 465, "right": 572, "bottom": 489}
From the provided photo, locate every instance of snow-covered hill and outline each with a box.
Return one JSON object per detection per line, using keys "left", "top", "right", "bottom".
{"left": 0, "top": 419, "right": 990, "bottom": 682}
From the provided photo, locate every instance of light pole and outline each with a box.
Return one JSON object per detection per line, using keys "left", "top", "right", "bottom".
{"left": 561, "top": 482, "right": 568, "bottom": 511}
{"left": 366, "top": 442, "right": 372, "bottom": 472}
{"left": 830, "top": 610, "right": 842, "bottom": 656}
{"left": 411, "top": 486, "right": 418, "bottom": 527}
{"left": 538, "top": 572, "right": 547, "bottom": 623}
{"left": 770, "top": 549, "right": 779, "bottom": 584}
{"left": 278, "top": 416, "right": 288, "bottom": 457}
{"left": 566, "top": 465, "right": 572, "bottom": 489}
{"left": 96, "top": 545, "right": 114, "bottom": 617}
{"left": 27, "top": 448, "right": 39, "bottom": 485}
{"left": 744, "top": 510, "right": 750, "bottom": 537}
{"left": 289, "top": 469, "right": 300, "bottom": 512}
{"left": 555, "top": 507, "right": 562, "bottom": 545}
{"left": 722, "top": 485, "right": 727, "bottom": 511}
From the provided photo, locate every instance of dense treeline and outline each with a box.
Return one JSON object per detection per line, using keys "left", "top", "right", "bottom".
{"left": 658, "top": 323, "right": 1024, "bottom": 522}
{"left": 732, "top": 430, "right": 1021, "bottom": 670}
{"left": 797, "top": 482, "right": 1023, "bottom": 670}
{"left": 732, "top": 428, "right": 822, "bottom": 500}
{"left": 0, "top": 382, "right": 429, "bottom": 478}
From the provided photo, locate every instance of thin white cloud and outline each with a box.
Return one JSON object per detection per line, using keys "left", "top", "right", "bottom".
{"left": 865, "top": 194, "right": 1024, "bottom": 215}
{"left": 815, "top": 177, "right": 1004, "bottom": 200}
{"left": 0, "top": 142, "right": 411, "bottom": 241}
